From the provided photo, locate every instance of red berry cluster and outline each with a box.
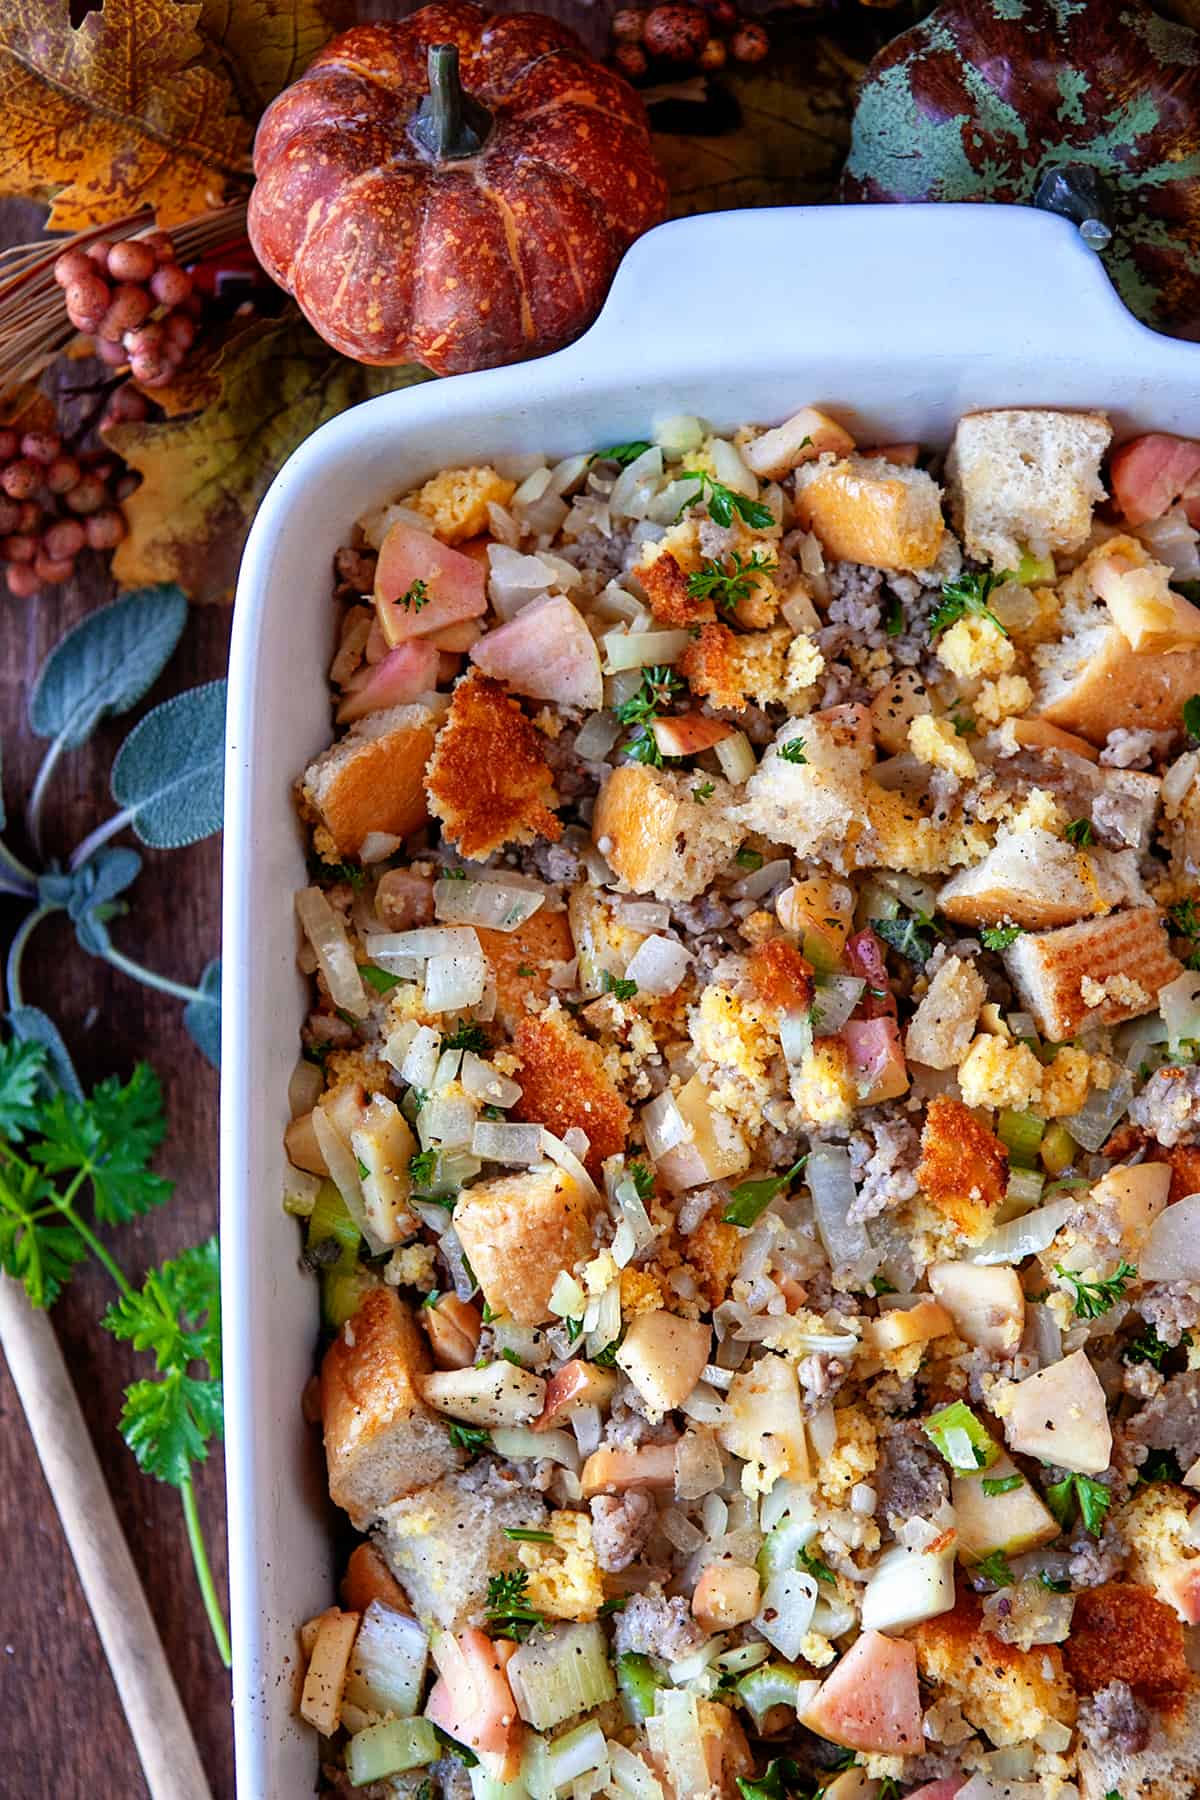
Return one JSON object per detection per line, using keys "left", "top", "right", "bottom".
{"left": 53, "top": 233, "right": 201, "bottom": 389}
{"left": 0, "top": 428, "right": 132, "bottom": 598}
{"left": 610, "top": 2, "right": 768, "bottom": 79}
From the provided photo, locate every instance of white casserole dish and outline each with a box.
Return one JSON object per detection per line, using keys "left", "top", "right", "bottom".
{"left": 221, "top": 202, "right": 1200, "bottom": 1796}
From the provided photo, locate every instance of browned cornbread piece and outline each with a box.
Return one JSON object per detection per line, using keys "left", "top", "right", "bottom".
{"left": 1003, "top": 907, "right": 1183, "bottom": 1040}
{"left": 321, "top": 1289, "right": 462, "bottom": 1529}
{"left": 510, "top": 1007, "right": 631, "bottom": 1178}
{"left": 425, "top": 670, "right": 561, "bottom": 860}
{"left": 1065, "top": 1582, "right": 1190, "bottom": 1702}
{"left": 912, "top": 1591, "right": 1076, "bottom": 1747}
{"left": 477, "top": 910, "right": 575, "bottom": 1034}
{"left": 916, "top": 1095, "right": 1008, "bottom": 1240}
{"left": 452, "top": 1165, "right": 593, "bottom": 1326}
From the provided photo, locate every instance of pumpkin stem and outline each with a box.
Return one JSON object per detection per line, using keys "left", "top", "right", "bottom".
{"left": 411, "top": 43, "right": 492, "bottom": 162}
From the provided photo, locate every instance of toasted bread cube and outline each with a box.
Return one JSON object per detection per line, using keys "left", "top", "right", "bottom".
{"left": 301, "top": 702, "right": 438, "bottom": 857}
{"left": 1008, "top": 716, "right": 1100, "bottom": 762}
{"left": 477, "top": 909, "right": 575, "bottom": 1033}
{"left": 938, "top": 828, "right": 1149, "bottom": 931}
{"left": 510, "top": 1007, "right": 631, "bottom": 1178}
{"left": 453, "top": 1164, "right": 593, "bottom": 1326}
{"left": 1079, "top": 1682, "right": 1200, "bottom": 1800}
{"left": 912, "top": 1592, "right": 1075, "bottom": 1748}
{"left": 916, "top": 1094, "right": 1007, "bottom": 1240}
{"left": 615, "top": 1311, "right": 712, "bottom": 1415}
{"left": 743, "top": 406, "right": 855, "bottom": 480}
{"left": 905, "top": 954, "right": 985, "bottom": 1071}
{"left": 426, "top": 671, "right": 561, "bottom": 861}
{"left": 1003, "top": 907, "right": 1182, "bottom": 1039}
{"left": 945, "top": 408, "right": 1110, "bottom": 567}
{"left": 593, "top": 764, "right": 744, "bottom": 904}
{"left": 377, "top": 1469, "right": 547, "bottom": 1630}
{"left": 321, "top": 1289, "right": 462, "bottom": 1529}
{"left": 739, "top": 710, "right": 874, "bottom": 865}
{"left": 1066, "top": 1580, "right": 1190, "bottom": 1703}
{"left": 793, "top": 454, "right": 944, "bottom": 570}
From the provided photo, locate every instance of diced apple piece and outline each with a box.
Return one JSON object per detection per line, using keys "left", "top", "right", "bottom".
{"left": 349, "top": 1094, "right": 418, "bottom": 1246}
{"left": 870, "top": 668, "right": 932, "bottom": 756}
{"left": 863, "top": 1297, "right": 952, "bottom": 1355}
{"left": 860, "top": 1539, "right": 956, "bottom": 1633}
{"left": 1091, "top": 547, "right": 1200, "bottom": 652}
{"left": 427, "top": 1629, "right": 522, "bottom": 1770}
{"left": 654, "top": 1074, "right": 750, "bottom": 1193}
{"left": 615, "top": 1311, "right": 712, "bottom": 1415}
{"left": 1091, "top": 1162, "right": 1170, "bottom": 1252}
{"left": 375, "top": 522, "right": 487, "bottom": 646}
{"left": 1159, "top": 1559, "right": 1200, "bottom": 1625}
{"left": 872, "top": 443, "right": 920, "bottom": 468}
{"left": 952, "top": 1453, "right": 1059, "bottom": 1561}
{"left": 1110, "top": 431, "right": 1200, "bottom": 526}
{"left": 580, "top": 1441, "right": 678, "bottom": 1498}
{"left": 776, "top": 874, "right": 854, "bottom": 965}
{"left": 420, "top": 1361, "right": 546, "bottom": 1428}
{"left": 300, "top": 1607, "right": 361, "bottom": 1735}
{"left": 744, "top": 406, "right": 856, "bottom": 480}
{"left": 336, "top": 641, "right": 440, "bottom": 723}
{"left": 843, "top": 1017, "right": 909, "bottom": 1104}
{"left": 1009, "top": 716, "right": 1100, "bottom": 762}
{"left": 800, "top": 1630, "right": 923, "bottom": 1754}
{"left": 532, "top": 1358, "right": 618, "bottom": 1431}
{"left": 693, "top": 1563, "right": 761, "bottom": 1632}
{"left": 427, "top": 618, "right": 483, "bottom": 652}
{"left": 650, "top": 713, "right": 734, "bottom": 757}
{"left": 1003, "top": 1349, "right": 1112, "bottom": 1474}
{"left": 420, "top": 1294, "right": 483, "bottom": 1370}
{"left": 469, "top": 593, "right": 603, "bottom": 711}
{"left": 928, "top": 1262, "right": 1025, "bottom": 1356}
{"left": 719, "top": 1354, "right": 808, "bottom": 1486}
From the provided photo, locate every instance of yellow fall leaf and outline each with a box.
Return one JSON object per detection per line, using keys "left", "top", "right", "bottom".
{"left": 0, "top": 0, "right": 251, "bottom": 229}
{"left": 196, "top": 0, "right": 354, "bottom": 120}
{"left": 105, "top": 313, "right": 432, "bottom": 603}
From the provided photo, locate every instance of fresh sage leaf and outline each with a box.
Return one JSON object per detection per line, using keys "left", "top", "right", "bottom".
{"left": 183, "top": 959, "right": 221, "bottom": 1069}
{"left": 7, "top": 1006, "right": 83, "bottom": 1102}
{"left": 29, "top": 586, "right": 188, "bottom": 749}
{"left": 41, "top": 848, "right": 143, "bottom": 957}
{"left": 110, "top": 680, "right": 227, "bottom": 849}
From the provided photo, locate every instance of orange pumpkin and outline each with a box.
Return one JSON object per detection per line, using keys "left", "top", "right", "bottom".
{"left": 248, "top": 2, "right": 670, "bottom": 375}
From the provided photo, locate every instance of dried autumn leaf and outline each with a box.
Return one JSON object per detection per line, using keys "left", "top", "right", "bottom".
{"left": 654, "top": 27, "right": 864, "bottom": 216}
{"left": 0, "top": 382, "right": 57, "bottom": 435}
{"left": 0, "top": 0, "right": 251, "bottom": 230}
{"left": 104, "top": 313, "right": 432, "bottom": 604}
{"left": 196, "top": 0, "right": 354, "bottom": 120}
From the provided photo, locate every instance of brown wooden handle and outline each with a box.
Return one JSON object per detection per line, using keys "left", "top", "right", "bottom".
{"left": 0, "top": 1276, "right": 215, "bottom": 1800}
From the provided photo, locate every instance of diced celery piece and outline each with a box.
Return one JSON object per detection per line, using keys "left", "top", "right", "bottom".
{"left": 322, "top": 1265, "right": 376, "bottom": 1330}
{"left": 737, "top": 1663, "right": 804, "bottom": 1729}
{"left": 307, "top": 1179, "right": 360, "bottom": 1266}
{"left": 997, "top": 1109, "right": 1046, "bottom": 1168}
{"left": 1004, "top": 1167, "right": 1045, "bottom": 1214}
{"left": 756, "top": 1509, "right": 819, "bottom": 1581}
{"left": 508, "top": 1622, "right": 615, "bottom": 1732}
{"left": 800, "top": 930, "right": 840, "bottom": 979}
{"left": 342, "top": 1601, "right": 427, "bottom": 1719}
{"left": 924, "top": 1399, "right": 1000, "bottom": 1472}
{"left": 345, "top": 1716, "right": 439, "bottom": 1785}
{"left": 616, "top": 1652, "right": 663, "bottom": 1725}
{"left": 472, "top": 1761, "right": 531, "bottom": 1800}
{"left": 1040, "top": 1122, "right": 1076, "bottom": 1177}
{"left": 1016, "top": 550, "right": 1056, "bottom": 585}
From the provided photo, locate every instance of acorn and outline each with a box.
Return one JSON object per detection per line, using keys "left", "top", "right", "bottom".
{"left": 643, "top": 2, "right": 711, "bottom": 63}
{"left": 612, "top": 8, "right": 648, "bottom": 41}
{"left": 730, "top": 21, "right": 769, "bottom": 61}
{"left": 699, "top": 35, "right": 727, "bottom": 69}
{"left": 611, "top": 41, "right": 649, "bottom": 78}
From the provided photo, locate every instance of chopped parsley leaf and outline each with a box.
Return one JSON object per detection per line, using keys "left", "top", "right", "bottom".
{"left": 408, "top": 1149, "right": 438, "bottom": 1187}
{"left": 982, "top": 1473, "right": 1023, "bottom": 1497}
{"left": 627, "top": 1160, "right": 655, "bottom": 1201}
{"left": 676, "top": 471, "right": 775, "bottom": 530}
{"left": 1185, "top": 694, "right": 1200, "bottom": 741}
{"left": 1124, "top": 1323, "right": 1188, "bottom": 1369}
{"left": 592, "top": 1331, "right": 625, "bottom": 1368}
{"left": 928, "top": 568, "right": 1011, "bottom": 639}
{"left": 871, "top": 1274, "right": 898, "bottom": 1295}
{"left": 686, "top": 549, "right": 778, "bottom": 612}
{"left": 951, "top": 712, "right": 977, "bottom": 737}
{"left": 398, "top": 577, "right": 429, "bottom": 612}
{"left": 883, "top": 593, "right": 904, "bottom": 637}
{"left": 564, "top": 1316, "right": 583, "bottom": 1343}
{"left": 1039, "top": 1571, "right": 1072, "bottom": 1593}
{"left": 736, "top": 847, "right": 764, "bottom": 871}
{"left": 359, "top": 963, "right": 402, "bottom": 994}
{"left": 735, "top": 1757, "right": 806, "bottom": 1800}
{"left": 441, "top": 1021, "right": 490, "bottom": 1055}
{"left": 1054, "top": 1259, "right": 1136, "bottom": 1319}
{"left": 973, "top": 1549, "right": 1015, "bottom": 1587}
{"left": 980, "top": 923, "right": 1023, "bottom": 951}
{"left": 503, "top": 1526, "right": 554, "bottom": 1543}
{"left": 797, "top": 1544, "right": 836, "bottom": 1585}
{"left": 1064, "top": 816, "right": 1094, "bottom": 847}
{"left": 778, "top": 737, "right": 808, "bottom": 765}
{"left": 1046, "top": 1471, "right": 1111, "bottom": 1535}
{"left": 484, "top": 1568, "right": 546, "bottom": 1639}
{"left": 873, "top": 909, "right": 938, "bottom": 968}
{"left": 601, "top": 970, "right": 638, "bottom": 1002}
{"left": 1139, "top": 1446, "right": 1183, "bottom": 1485}
{"left": 448, "top": 1422, "right": 490, "bottom": 1455}
{"left": 592, "top": 440, "right": 653, "bottom": 467}
{"left": 723, "top": 1158, "right": 807, "bottom": 1228}
{"left": 692, "top": 781, "right": 715, "bottom": 803}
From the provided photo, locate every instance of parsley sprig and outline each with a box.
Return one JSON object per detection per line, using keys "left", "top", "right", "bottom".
{"left": 1064, "top": 817, "right": 1094, "bottom": 848}
{"left": 613, "top": 665, "right": 684, "bottom": 767}
{"left": 1168, "top": 898, "right": 1200, "bottom": 971}
{"left": 686, "top": 550, "right": 778, "bottom": 612}
{"left": 485, "top": 1568, "right": 546, "bottom": 1640}
{"left": 1054, "top": 1260, "right": 1136, "bottom": 1319}
{"left": 441, "top": 1021, "right": 490, "bottom": 1055}
{"left": 873, "top": 909, "right": 938, "bottom": 968}
{"left": 778, "top": 737, "right": 808, "bottom": 766}
{"left": 592, "top": 441, "right": 652, "bottom": 467}
{"left": 601, "top": 970, "right": 638, "bottom": 1002}
{"left": 676, "top": 471, "right": 775, "bottom": 530}
{"left": 928, "top": 569, "right": 1011, "bottom": 639}
{"left": 398, "top": 578, "right": 429, "bottom": 612}
{"left": 1124, "top": 1322, "right": 1187, "bottom": 1368}
{"left": 980, "top": 924, "right": 1022, "bottom": 951}
{"left": 1045, "top": 1471, "right": 1112, "bottom": 1536}
{"left": 0, "top": 1036, "right": 229, "bottom": 1664}
{"left": 723, "top": 1158, "right": 806, "bottom": 1228}
{"left": 973, "top": 1549, "right": 1015, "bottom": 1587}
{"left": 736, "top": 1758, "right": 806, "bottom": 1800}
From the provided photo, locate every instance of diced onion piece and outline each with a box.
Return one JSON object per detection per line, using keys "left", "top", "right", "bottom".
{"left": 645, "top": 1691, "right": 710, "bottom": 1800}
{"left": 609, "top": 446, "right": 664, "bottom": 515}
{"left": 434, "top": 878, "right": 546, "bottom": 932}
{"left": 876, "top": 871, "right": 940, "bottom": 917}
{"left": 312, "top": 1104, "right": 387, "bottom": 1255}
{"left": 1164, "top": 749, "right": 1200, "bottom": 810}
{"left": 400, "top": 1024, "right": 441, "bottom": 1090}
{"left": 811, "top": 974, "right": 865, "bottom": 1035}
{"left": 541, "top": 1128, "right": 600, "bottom": 1201}
{"left": 624, "top": 933, "right": 692, "bottom": 997}
{"left": 420, "top": 1096, "right": 477, "bottom": 1150}
{"left": 1141, "top": 1190, "right": 1200, "bottom": 1280}
{"left": 709, "top": 436, "right": 758, "bottom": 499}
{"left": 653, "top": 415, "right": 707, "bottom": 456}
{"left": 425, "top": 952, "right": 487, "bottom": 1013}
{"left": 575, "top": 712, "right": 620, "bottom": 760}
{"left": 731, "top": 856, "right": 791, "bottom": 901}
{"left": 602, "top": 628, "right": 691, "bottom": 673}
{"left": 1061, "top": 1068, "right": 1133, "bottom": 1152}
{"left": 619, "top": 900, "right": 671, "bottom": 931}
{"left": 564, "top": 1127, "right": 591, "bottom": 1163}
{"left": 781, "top": 588, "right": 821, "bottom": 634}
{"left": 586, "top": 1281, "right": 622, "bottom": 1362}
{"left": 295, "top": 886, "right": 369, "bottom": 1017}
{"left": 343, "top": 1601, "right": 428, "bottom": 1719}
{"left": 1138, "top": 504, "right": 1200, "bottom": 578}
{"left": 642, "top": 1090, "right": 688, "bottom": 1160}
{"left": 509, "top": 1626, "right": 616, "bottom": 1734}
{"left": 282, "top": 1164, "right": 322, "bottom": 1216}
{"left": 549, "top": 453, "right": 590, "bottom": 497}
{"left": 1162, "top": 970, "right": 1200, "bottom": 1045}
{"left": 434, "top": 1048, "right": 463, "bottom": 1090}
{"left": 514, "top": 466, "right": 552, "bottom": 506}
{"left": 491, "top": 1425, "right": 580, "bottom": 1469}
{"left": 549, "top": 1271, "right": 587, "bottom": 1318}
{"left": 461, "top": 1052, "right": 522, "bottom": 1107}
{"left": 472, "top": 1120, "right": 545, "bottom": 1164}
{"left": 370, "top": 925, "right": 482, "bottom": 960}
{"left": 360, "top": 945, "right": 424, "bottom": 980}
{"left": 289, "top": 1057, "right": 324, "bottom": 1118}
{"left": 382, "top": 1018, "right": 420, "bottom": 1075}
{"left": 571, "top": 1403, "right": 602, "bottom": 1457}
{"left": 678, "top": 1382, "right": 728, "bottom": 1426}
{"left": 807, "top": 1405, "right": 836, "bottom": 1461}
{"left": 674, "top": 1427, "right": 725, "bottom": 1500}
{"left": 970, "top": 1197, "right": 1075, "bottom": 1265}
{"left": 753, "top": 1569, "right": 818, "bottom": 1662}
{"left": 808, "top": 1143, "right": 876, "bottom": 1282}
{"left": 714, "top": 730, "right": 756, "bottom": 784}
{"left": 778, "top": 1006, "right": 814, "bottom": 1070}
{"left": 607, "top": 1741, "right": 664, "bottom": 1800}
